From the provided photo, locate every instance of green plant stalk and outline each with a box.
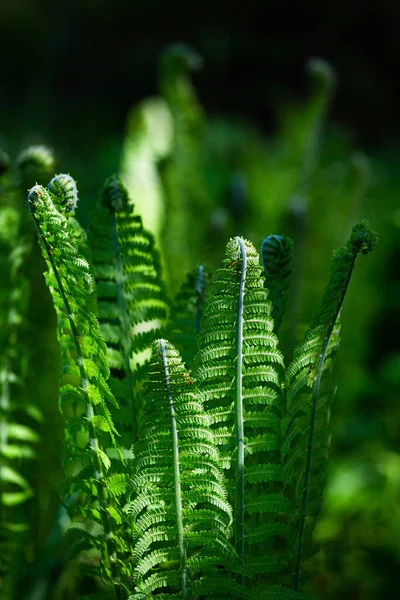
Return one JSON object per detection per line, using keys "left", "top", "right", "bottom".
{"left": 195, "top": 264, "right": 205, "bottom": 334}
{"left": 234, "top": 237, "right": 246, "bottom": 569}
{"left": 28, "top": 203, "right": 123, "bottom": 600}
{"left": 159, "top": 339, "right": 188, "bottom": 598}
{"left": 111, "top": 210, "right": 137, "bottom": 442}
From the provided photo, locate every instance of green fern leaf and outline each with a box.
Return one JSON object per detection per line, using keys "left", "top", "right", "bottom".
{"left": 127, "top": 339, "right": 242, "bottom": 599}
{"left": 283, "top": 220, "right": 378, "bottom": 589}
{"left": 89, "top": 175, "right": 169, "bottom": 445}
{"left": 194, "top": 236, "right": 286, "bottom": 583}
{"left": 27, "top": 185, "right": 128, "bottom": 597}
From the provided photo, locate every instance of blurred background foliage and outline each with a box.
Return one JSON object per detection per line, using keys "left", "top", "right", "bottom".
{"left": 0, "top": 1, "right": 400, "bottom": 598}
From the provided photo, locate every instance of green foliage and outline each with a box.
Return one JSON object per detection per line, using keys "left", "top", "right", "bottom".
{"left": 126, "top": 339, "right": 240, "bottom": 599}
{"left": 88, "top": 175, "right": 169, "bottom": 445}
{"left": 0, "top": 47, "right": 387, "bottom": 600}
{"left": 27, "top": 184, "right": 128, "bottom": 597}
{"left": 168, "top": 265, "right": 209, "bottom": 368}
{"left": 282, "top": 221, "right": 378, "bottom": 589}
{"left": 261, "top": 235, "right": 294, "bottom": 332}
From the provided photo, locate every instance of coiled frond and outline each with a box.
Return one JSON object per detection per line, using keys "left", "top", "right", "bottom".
{"left": 282, "top": 220, "right": 378, "bottom": 589}
{"left": 27, "top": 185, "right": 128, "bottom": 597}
{"left": 127, "top": 339, "right": 241, "bottom": 599}
{"left": 47, "top": 173, "right": 78, "bottom": 214}
{"left": 168, "top": 264, "right": 209, "bottom": 368}
{"left": 194, "top": 237, "right": 287, "bottom": 586}
{"left": 261, "top": 235, "right": 294, "bottom": 332}
{"left": 89, "top": 175, "right": 169, "bottom": 445}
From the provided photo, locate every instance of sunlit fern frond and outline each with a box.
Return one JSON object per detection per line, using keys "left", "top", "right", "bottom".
{"left": 126, "top": 339, "right": 244, "bottom": 599}
{"left": 28, "top": 185, "right": 129, "bottom": 597}
{"left": 194, "top": 237, "right": 288, "bottom": 587}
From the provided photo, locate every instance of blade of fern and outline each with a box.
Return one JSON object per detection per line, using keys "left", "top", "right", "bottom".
{"left": 169, "top": 264, "right": 209, "bottom": 367}
{"left": 287, "top": 220, "right": 378, "bottom": 590}
{"left": 160, "top": 339, "right": 188, "bottom": 597}
{"left": 27, "top": 185, "right": 126, "bottom": 599}
{"left": 128, "top": 339, "right": 241, "bottom": 598}
{"left": 89, "top": 175, "right": 169, "bottom": 445}
{"left": 261, "top": 235, "right": 294, "bottom": 332}
{"left": 194, "top": 237, "right": 286, "bottom": 585}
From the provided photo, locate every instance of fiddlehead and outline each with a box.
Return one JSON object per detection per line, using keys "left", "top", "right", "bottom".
{"left": 27, "top": 185, "right": 128, "bottom": 598}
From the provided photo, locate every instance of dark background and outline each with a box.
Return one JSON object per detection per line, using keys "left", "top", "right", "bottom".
{"left": 1, "top": 0, "right": 399, "bottom": 149}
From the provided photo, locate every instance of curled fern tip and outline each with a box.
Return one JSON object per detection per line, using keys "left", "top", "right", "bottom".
{"left": 101, "top": 174, "right": 129, "bottom": 212}
{"left": 350, "top": 220, "right": 378, "bottom": 255}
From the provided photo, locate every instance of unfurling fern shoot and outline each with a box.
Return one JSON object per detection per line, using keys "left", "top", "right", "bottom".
{"left": 89, "top": 175, "right": 169, "bottom": 446}
{"left": 282, "top": 220, "right": 378, "bottom": 590}
{"left": 126, "top": 339, "right": 243, "bottom": 599}
{"left": 27, "top": 185, "right": 127, "bottom": 598}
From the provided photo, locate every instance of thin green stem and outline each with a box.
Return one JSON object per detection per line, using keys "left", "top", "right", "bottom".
{"left": 160, "top": 339, "right": 188, "bottom": 598}
{"left": 234, "top": 237, "right": 246, "bottom": 571}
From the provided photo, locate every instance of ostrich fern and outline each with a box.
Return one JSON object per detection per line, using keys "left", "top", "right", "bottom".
{"left": 26, "top": 169, "right": 377, "bottom": 599}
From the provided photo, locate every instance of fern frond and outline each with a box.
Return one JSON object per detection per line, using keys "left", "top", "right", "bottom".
{"left": 283, "top": 220, "right": 378, "bottom": 589}
{"left": 27, "top": 185, "right": 128, "bottom": 597}
{"left": 168, "top": 264, "right": 209, "bottom": 368}
{"left": 261, "top": 235, "right": 294, "bottom": 332}
{"left": 194, "top": 237, "right": 286, "bottom": 583}
{"left": 89, "top": 175, "right": 169, "bottom": 445}
{"left": 127, "top": 339, "right": 242, "bottom": 599}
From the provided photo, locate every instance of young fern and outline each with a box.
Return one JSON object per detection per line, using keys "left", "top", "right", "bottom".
{"left": 194, "top": 237, "right": 288, "bottom": 588}
{"left": 168, "top": 265, "right": 209, "bottom": 368}
{"left": 261, "top": 235, "right": 294, "bottom": 333}
{"left": 282, "top": 220, "right": 378, "bottom": 589}
{"left": 27, "top": 185, "right": 128, "bottom": 597}
{"left": 126, "top": 339, "right": 242, "bottom": 599}
{"left": 89, "top": 175, "right": 169, "bottom": 446}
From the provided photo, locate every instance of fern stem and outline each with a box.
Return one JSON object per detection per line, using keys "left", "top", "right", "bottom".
{"left": 293, "top": 259, "right": 356, "bottom": 591}
{"left": 195, "top": 264, "right": 205, "bottom": 334}
{"left": 234, "top": 237, "right": 246, "bottom": 570}
{"left": 159, "top": 339, "right": 188, "bottom": 598}
{"left": 29, "top": 205, "right": 123, "bottom": 600}
{"left": 111, "top": 211, "right": 138, "bottom": 442}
